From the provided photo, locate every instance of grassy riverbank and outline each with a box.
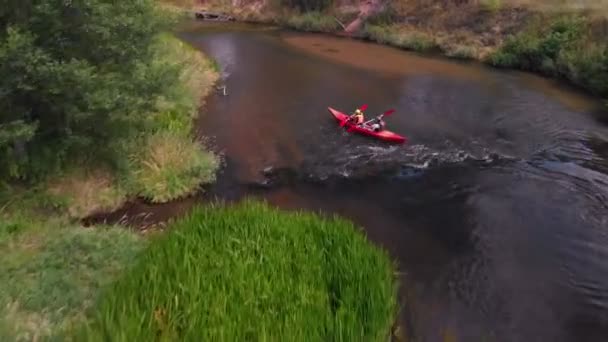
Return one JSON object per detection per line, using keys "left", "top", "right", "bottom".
{"left": 0, "top": 218, "right": 145, "bottom": 340}
{"left": 1, "top": 199, "right": 398, "bottom": 340}
{"left": 0, "top": 0, "right": 218, "bottom": 338}
{"left": 0, "top": 39, "right": 220, "bottom": 337}
{"left": 80, "top": 200, "right": 398, "bottom": 341}
{"left": 191, "top": 0, "right": 608, "bottom": 102}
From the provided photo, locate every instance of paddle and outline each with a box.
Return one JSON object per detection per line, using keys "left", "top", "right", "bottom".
{"left": 362, "top": 109, "right": 395, "bottom": 126}
{"left": 347, "top": 108, "right": 396, "bottom": 133}
{"left": 340, "top": 104, "right": 368, "bottom": 127}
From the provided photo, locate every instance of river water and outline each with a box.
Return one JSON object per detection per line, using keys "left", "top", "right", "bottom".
{"left": 108, "top": 22, "right": 608, "bottom": 341}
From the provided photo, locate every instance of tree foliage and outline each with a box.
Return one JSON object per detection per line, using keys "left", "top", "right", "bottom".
{"left": 0, "top": 0, "right": 177, "bottom": 181}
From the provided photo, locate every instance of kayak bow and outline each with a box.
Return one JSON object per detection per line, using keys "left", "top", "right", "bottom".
{"left": 328, "top": 107, "right": 407, "bottom": 144}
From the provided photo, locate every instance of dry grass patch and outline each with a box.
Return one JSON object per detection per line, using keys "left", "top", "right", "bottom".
{"left": 45, "top": 169, "right": 126, "bottom": 219}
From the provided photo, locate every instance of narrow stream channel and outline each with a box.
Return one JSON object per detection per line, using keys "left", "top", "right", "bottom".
{"left": 91, "top": 22, "right": 608, "bottom": 342}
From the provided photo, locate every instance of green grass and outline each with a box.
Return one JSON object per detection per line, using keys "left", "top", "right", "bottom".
{"left": 80, "top": 199, "right": 398, "bottom": 341}
{"left": 364, "top": 25, "right": 439, "bottom": 53}
{"left": 0, "top": 218, "right": 145, "bottom": 340}
{"left": 480, "top": 0, "right": 502, "bottom": 13}
{"left": 285, "top": 12, "right": 340, "bottom": 32}
{"left": 129, "top": 133, "right": 219, "bottom": 203}
{"left": 123, "top": 34, "right": 220, "bottom": 204}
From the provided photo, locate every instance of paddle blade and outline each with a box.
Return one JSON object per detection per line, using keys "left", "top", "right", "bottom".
{"left": 359, "top": 104, "right": 368, "bottom": 111}
{"left": 383, "top": 109, "right": 396, "bottom": 116}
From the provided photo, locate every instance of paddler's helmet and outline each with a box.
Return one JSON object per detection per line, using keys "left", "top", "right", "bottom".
{"left": 355, "top": 109, "right": 362, "bottom": 115}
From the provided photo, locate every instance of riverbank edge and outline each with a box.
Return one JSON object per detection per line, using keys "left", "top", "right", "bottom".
{"left": 185, "top": 4, "right": 607, "bottom": 105}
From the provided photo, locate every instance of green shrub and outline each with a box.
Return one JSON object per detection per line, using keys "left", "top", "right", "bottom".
{"left": 490, "top": 15, "right": 585, "bottom": 70}
{"left": 562, "top": 45, "right": 608, "bottom": 96}
{"left": 286, "top": 12, "right": 340, "bottom": 32}
{"left": 81, "top": 200, "right": 398, "bottom": 341}
{"left": 490, "top": 15, "right": 608, "bottom": 97}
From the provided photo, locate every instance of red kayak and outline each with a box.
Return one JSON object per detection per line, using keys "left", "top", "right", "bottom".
{"left": 328, "top": 107, "right": 407, "bottom": 144}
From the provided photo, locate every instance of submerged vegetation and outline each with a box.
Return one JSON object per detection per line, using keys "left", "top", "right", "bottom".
{"left": 81, "top": 200, "right": 398, "bottom": 341}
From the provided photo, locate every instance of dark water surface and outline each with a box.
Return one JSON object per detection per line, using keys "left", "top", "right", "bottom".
{"left": 135, "top": 22, "right": 608, "bottom": 341}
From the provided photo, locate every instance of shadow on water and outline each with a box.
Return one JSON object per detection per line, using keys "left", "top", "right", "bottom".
{"left": 89, "top": 21, "right": 608, "bottom": 342}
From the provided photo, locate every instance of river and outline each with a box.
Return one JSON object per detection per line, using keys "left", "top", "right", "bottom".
{"left": 97, "top": 22, "right": 608, "bottom": 341}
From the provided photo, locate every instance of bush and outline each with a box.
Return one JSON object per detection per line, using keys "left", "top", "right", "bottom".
{"left": 489, "top": 15, "right": 608, "bottom": 97}
{"left": 490, "top": 16, "right": 586, "bottom": 70}
{"left": 81, "top": 200, "right": 398, "bottom": 341}
{"left": 562, "top": 45, "right": 608, "bottom": 97}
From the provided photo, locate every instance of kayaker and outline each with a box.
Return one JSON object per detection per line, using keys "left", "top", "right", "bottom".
{"left": 349, "top": 109, "right": 365, "bottom": 125}
{"left": 370, "top": 116, "right": 386, "bottom": 132}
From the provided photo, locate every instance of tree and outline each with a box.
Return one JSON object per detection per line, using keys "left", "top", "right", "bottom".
{"left": 0, "top": 0, "right": 176, "bottom": 181}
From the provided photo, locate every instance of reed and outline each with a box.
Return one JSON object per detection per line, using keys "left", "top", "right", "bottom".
{"left": 81, "top": 199, "right": 398, "bottom": 341}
